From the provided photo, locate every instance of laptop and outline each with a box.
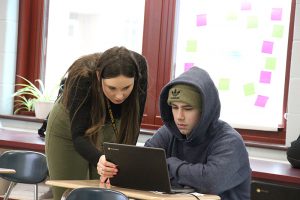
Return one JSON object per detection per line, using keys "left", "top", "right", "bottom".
{"left": 103, "top": 142, "right": 195, "bottom": 193}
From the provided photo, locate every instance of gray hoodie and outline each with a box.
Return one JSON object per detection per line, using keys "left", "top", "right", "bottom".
{"left": 145, "top": 67, "right": 251, "bottom": 200}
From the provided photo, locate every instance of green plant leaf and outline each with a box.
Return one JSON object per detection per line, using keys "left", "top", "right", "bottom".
{"left": 13, "top": 96, "right": 35, "bottom": 113}
{"left": 13, "top": 75, "right": 59, "bottom": 113}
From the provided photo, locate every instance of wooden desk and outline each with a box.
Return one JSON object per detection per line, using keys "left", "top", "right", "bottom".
{"left": 0, "top": 168, "right": 16, "bottom": 174}
{"left": 46, "top": 180, "right": 220, "bottom": 200}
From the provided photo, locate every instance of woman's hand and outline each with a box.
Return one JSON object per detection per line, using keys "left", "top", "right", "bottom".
{"left": 97, "top": 155, "right": 118, "bottom": 183}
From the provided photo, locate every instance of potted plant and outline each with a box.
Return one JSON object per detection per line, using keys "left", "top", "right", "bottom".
{"left": 13, "top": 75, "right": 58, "bottom": 119}
{"left": 13, "top": 96, "right": 36, "bottom": 116}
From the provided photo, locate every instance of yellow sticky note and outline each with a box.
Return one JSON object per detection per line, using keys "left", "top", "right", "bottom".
{"left": 186, "top": 40, "right": 197, "bottom": 52}
{"left": 247, "top": 16, "right": 258, "bottom": 28}
{"left": 218, "top": 78, "right": 230, "bottom": 91}
{"left": 244, "top": 83, "right": 255, "bottom": 96}
{"left": 265, "top": 57, "right": 276, "bottom": 70}
{"left": 272, "top": 25, "right": 284, "bottom": 38}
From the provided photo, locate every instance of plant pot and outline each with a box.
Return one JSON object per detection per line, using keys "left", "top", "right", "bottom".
{"left": 34, "top": 101, "right": 54, "bottom": 119}
{"left": 17, "top": 110, "right": 35, "bottom": 116}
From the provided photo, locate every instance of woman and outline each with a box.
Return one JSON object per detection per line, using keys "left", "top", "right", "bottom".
{"left": 45, "top": 46, "right": 148, "bottom": 200}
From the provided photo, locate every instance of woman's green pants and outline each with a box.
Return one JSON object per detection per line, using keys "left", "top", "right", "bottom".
{"left": 45, "top": 102, "right": 99, "bottom": 200}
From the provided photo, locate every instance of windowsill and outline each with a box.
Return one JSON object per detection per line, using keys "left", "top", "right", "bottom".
{"left": 0, "top": 114, "right": 44, "bottom": 123}
{"left": 0, "top": 114, "right": 288, "bottom": 151}
{"left": 245, "top": 141, "right": 288, "bottom": 151}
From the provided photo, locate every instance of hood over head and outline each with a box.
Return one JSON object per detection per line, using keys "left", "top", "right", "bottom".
{"left": 159, "top": 67, "right": 221, "bottom": 144}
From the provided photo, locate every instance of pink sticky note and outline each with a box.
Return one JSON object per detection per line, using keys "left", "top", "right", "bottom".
{"left": 197, "top": 14, "right": 207, "bottom": 26}
{"left": 255, "top": 95, "right": 269, "bottom": 107}
{"left": 260, "top": 71, "right": 272, "bottom": 84}
{"left": 241, "top": 2, "right": 251, "bottom": 10}
{"left": 261, "top": 41, "right": 273, "bottom": 54}
{"left": 184, "top": 63, "right": 194, "bottom": 71}
{"left": 271, "top": 8, "right": 282, "bottom": 21}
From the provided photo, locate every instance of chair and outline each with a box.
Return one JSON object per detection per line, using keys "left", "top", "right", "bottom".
{"left": 0, "top": 150, "right": 48, "bottom": 200}
{"left": 65, "top": 187, "right": 129, "bottom": 200}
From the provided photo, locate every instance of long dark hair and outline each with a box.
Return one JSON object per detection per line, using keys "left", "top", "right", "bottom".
{"left": 62, "top": 46, "right": 142, "bottom": 146}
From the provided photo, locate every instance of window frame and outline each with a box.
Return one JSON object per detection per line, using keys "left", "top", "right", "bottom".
{"left": 15, "top": 0, "right": 296, "bottom": 145}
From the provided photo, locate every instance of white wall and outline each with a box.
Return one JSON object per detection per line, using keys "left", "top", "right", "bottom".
{"left": 0, "top": 0, "right": 18, "bottom": 114}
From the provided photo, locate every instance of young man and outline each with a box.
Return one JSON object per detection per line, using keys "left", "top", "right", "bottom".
{"left": 145, "top": 67, "right": 251, "bottom": 200}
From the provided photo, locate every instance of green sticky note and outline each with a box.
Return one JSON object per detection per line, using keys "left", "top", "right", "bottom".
{"left": 265, "top": 57, "right": 276, "bottom": 70}
{"left": 226, "top": 12, "right": 237, "bottom": 21}
{"left": 247, "top": 16, "right": 258, "bottom": 28}
{"left": 218, "top": 78, "right": 230, "bottom": 90}
{"left": 272, "top": 25, "right": 284, "bottom": 38}
{"left": 186, "top": 40, "right": 197, "bottom": 52}
{"left": 244, "top": 83, "right": 255, "bottom": 96}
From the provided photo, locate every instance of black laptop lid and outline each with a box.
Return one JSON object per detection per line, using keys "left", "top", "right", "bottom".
{"left": 103, "top": 142, "right": 172, "bottom": 193}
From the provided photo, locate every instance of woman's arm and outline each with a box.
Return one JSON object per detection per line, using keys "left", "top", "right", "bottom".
{"left": 68, "top": 77, "right": 102, "bottom": 167}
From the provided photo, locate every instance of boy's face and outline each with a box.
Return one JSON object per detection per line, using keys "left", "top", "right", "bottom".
{"left": 170, "top": 101, "right": 201, "bottom": 136}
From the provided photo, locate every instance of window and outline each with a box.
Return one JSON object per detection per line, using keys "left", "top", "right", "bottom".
{"left": 45, "top": 0, "right": 145, "bottom": 90}
{"left": 13, "top": 0, "right": 176, "bottom": 129}
{"left": 173, "top": 0, "right": 293, "bottom": 131}
{"left": 10, "top": 0, "right": 297, "bottom": 145}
